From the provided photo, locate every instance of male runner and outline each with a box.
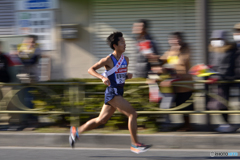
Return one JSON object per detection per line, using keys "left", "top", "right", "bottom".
{"left": 69, "top": 32, "right": 151, "bottom": 153}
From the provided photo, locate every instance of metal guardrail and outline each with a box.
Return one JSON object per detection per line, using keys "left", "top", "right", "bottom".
{"left": 0, "top": 80, "right": 239, "bottom": 125}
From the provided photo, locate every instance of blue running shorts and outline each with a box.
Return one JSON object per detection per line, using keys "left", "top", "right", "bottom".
{"left": 104, "top": 86, "right": 124, "bottom": 105}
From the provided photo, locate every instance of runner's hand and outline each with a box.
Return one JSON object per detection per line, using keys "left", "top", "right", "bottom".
{"left": 126, "top": 73, "right": 133, "bottom": 79}
{"left": 101, "top": 77, "right": 111, "bottom": 86}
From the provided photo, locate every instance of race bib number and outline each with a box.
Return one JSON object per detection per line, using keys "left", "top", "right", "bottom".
{"left": 115, "top": 67, "right": 127, "bottom": 84}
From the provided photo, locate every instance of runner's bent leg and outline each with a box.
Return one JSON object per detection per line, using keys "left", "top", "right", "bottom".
{"left": 108, "top": 96, "right": 138, "bottom": 145}
{"left": 77, "top": 104, "right": 116, "bottom": 134}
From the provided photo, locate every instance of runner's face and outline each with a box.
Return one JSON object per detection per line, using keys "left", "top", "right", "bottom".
{"left": 115, "top": 37, "right": 126, "bottom": 52}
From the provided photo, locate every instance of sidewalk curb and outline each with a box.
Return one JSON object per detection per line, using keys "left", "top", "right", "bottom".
{"left": 1, "top": 133, "right": 240, "bottom": 149}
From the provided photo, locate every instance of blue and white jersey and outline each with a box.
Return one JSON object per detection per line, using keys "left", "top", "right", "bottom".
{"left": 106, "top": 54, "right": 128, "bottom": 88}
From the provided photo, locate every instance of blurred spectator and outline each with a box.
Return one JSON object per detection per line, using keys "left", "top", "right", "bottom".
{"left": 7, "top": 44, "right": 23, "bottom": 82}
{"left": 233, "top": 23, "right": 240, "bottom": 132}
{"left": 160, "top": 32, "right": 193, "bottom": 131}
{"left": 132, "top": 19, "right": 164, "bottom": 108}
{"left": 207, "top": 30, "right": 237, "bottom": 133}
{"left": 16, "top": 35, "right": 41, "bottom": 127}
{"left": 17, "top": 35, "right": 41, "bottom": 82}
{"left": 132, "top": 19, "right": 160, "bottom": 78}
{"left": 233, "top": 23, "right": 240, "bottom": 79}
{"left": 0, "top": 41, "right": 10, "bottom": 83}
{"left": 0, "top": 41, "right": 10, "bottom": 104}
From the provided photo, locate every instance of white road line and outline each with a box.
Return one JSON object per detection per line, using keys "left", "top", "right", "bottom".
{"left": 0, "top": 147, "right": 239, "bottom": 152}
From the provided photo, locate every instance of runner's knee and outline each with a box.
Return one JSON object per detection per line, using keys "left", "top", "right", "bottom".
{"left": 129, "top": 111, "right": 137, "bottom": 119}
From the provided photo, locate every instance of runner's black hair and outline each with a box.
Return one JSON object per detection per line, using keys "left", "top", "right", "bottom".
{"left": 107, "top": 32, "right": 123, "bottom": 50}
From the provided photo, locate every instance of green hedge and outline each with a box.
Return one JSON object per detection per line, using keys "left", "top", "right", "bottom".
{"left": 32, "top": 78, "right": 161, "bottom": 130}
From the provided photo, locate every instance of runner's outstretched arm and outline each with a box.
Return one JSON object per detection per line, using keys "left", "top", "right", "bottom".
{"left": 88, "top": 57, "right": 111, "bottom": 86}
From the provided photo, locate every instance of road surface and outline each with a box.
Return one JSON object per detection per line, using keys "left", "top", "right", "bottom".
{"left": 0, "top": 147, "right": 240, "bottom": 160}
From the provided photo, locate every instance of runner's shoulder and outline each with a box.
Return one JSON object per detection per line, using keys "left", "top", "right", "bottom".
{"left": 99, "top": 55, "right": 112, "bottom": 65}
{"left": 124, "top": 56, "right": 129, "bottom": 60}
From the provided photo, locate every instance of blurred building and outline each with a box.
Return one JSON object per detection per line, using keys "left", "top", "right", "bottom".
{"left": 0, "top": 0, "right": 239, "bottom": 80}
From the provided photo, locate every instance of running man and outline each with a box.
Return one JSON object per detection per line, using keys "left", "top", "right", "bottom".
{"left": 69, "top": 32, "right": 152, "bottom": 153}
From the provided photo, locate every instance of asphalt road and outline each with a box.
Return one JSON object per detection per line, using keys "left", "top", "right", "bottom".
{"left": 0, "top": 147, "right": 240, "bottom": 160}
